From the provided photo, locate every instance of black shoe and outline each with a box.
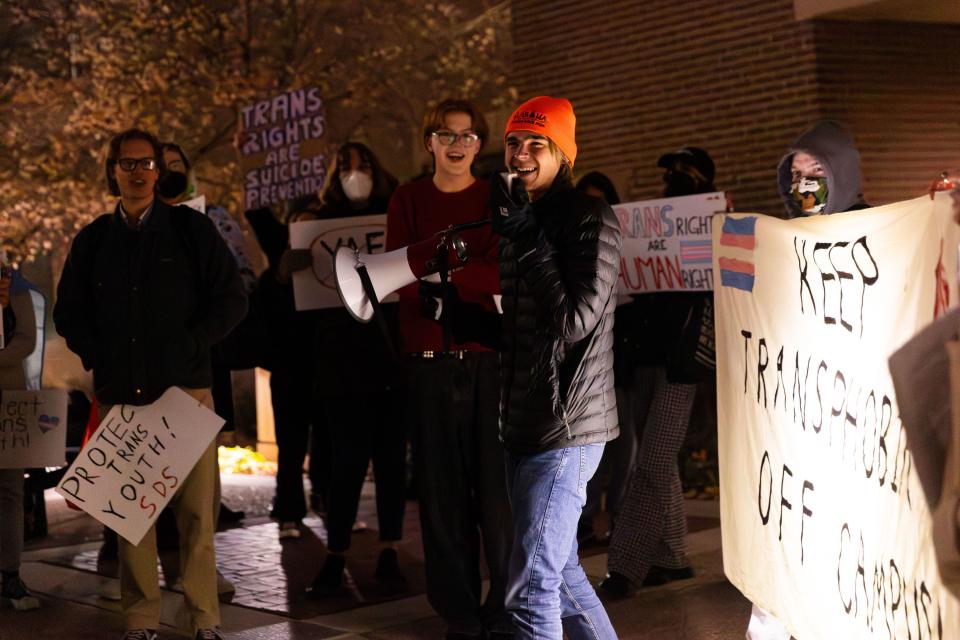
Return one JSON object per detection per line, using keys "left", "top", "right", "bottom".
{"left": 373, "top": 548, "right": 404, "bottom": 583}
{"left": 598, "top": 571, "right": 632, "bottom": 599}
{"left": 309, "top": 553, "right": 345, "bottom": 595}
{"left": 219, "top": 503, "right": 245, "bottom": 523}
{"left": 641, "top": 565, "right": 694, "bottom": 587}
{"left": 1, "top": 573, "right": 40, "bottom": 610}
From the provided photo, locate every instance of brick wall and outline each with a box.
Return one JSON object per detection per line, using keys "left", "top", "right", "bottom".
{"left": 511, "top": 0, "right": 960, "bottom": 214}
{"left": 814, "top": 19, "right": 960, "bottom": 207}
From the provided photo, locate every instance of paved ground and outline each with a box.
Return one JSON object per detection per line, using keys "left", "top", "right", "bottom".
{"left": 2, "top": 474, "right": 755, "bottom": 640}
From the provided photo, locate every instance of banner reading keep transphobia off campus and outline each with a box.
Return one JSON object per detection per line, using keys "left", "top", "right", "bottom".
{"left": 715, "top": 193, "right": 960, "bottom": 639}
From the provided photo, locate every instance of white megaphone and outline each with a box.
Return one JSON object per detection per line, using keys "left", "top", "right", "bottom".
{"left": 334, "top": 245, "right": 417, "bottom": 322}
{"left": 334, "top": 222, "right": 486, "bottom": 322}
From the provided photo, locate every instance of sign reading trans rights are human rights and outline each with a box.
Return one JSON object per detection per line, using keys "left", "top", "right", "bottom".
{"left": 715, "top": 193, "right": 960, "bottom": 639}
{"left": 613, "top": 192, "right": 725, "bottom": 294}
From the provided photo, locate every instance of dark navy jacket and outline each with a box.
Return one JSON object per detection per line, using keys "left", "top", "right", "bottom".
{"left": 54, "top": 200, "right": 247, "bottom": 405}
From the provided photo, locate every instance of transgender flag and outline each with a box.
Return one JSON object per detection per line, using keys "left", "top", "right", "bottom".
{"left": 718, "top": 216, "right": 757, "bottom": 292}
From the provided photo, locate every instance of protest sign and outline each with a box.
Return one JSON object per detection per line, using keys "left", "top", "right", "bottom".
{"left": 289, "top": 214, "right": 390, "bottom": 311}
{"left": 179, "top": 194, "right": 206, "bottom": 214}
{"left": 238, "top": 86, "right": 327, "bottom": 210}
{"left": 0, "top": 389, "right": 67, "bottom": 468}
{"left": 613, "top": 192, "right": 724, "bottom": 294}
{"left": 55, "top": 387, "right": 224, "bottom": 545}
{"left": 716, "top": 194, "right": 960, "bottom": 638}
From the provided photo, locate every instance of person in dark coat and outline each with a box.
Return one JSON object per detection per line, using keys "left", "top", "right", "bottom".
{"left": 600, "top": 147, "right": 718, "bottom": 598}
{"left": 444, "top": 96, "right": 622, "bottom": 639}
{"left": 303, "top": 143, "right": 407, "bottom": 593}
{"left": 54, "top": 128, "right": 246, "bottom": 640}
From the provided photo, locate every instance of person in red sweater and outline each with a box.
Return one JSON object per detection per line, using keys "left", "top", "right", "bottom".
{"left": 385, "top": 98, "right": 513, "bottom": 640}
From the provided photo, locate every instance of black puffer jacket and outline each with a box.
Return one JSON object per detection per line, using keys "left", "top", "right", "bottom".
{"left": 499, "top": 183, "right": 622, "bottom": 454}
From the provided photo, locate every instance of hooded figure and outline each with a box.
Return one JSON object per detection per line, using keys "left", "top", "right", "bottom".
{"left": 777, "top": 120, "right": 868, "bottom": 218}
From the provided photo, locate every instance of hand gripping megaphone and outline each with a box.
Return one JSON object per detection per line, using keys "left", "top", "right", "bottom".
{"left": 334, "top": 220, "right": 487, "bottom": 322}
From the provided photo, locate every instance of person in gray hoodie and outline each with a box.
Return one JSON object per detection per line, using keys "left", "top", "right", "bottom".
{"left": 776, "top": 119, "right": 868, "bottom": 219}
{"left": 748, "top": 119, "right": 867, "bottom": 640}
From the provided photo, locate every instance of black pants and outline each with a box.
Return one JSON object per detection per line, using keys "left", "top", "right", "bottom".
{"left": 270, "top": 367, "right": 329, "bottom": 522}
{"left": 407, "top": 352, "right": 512, "bottom": 633}
{"left": 324, "top": 390, "right": 406, "bottom": 552}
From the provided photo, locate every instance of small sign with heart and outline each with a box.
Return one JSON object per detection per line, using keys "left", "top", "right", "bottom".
{"left": 0, "top": 389, "right": 68, "bottom": 468}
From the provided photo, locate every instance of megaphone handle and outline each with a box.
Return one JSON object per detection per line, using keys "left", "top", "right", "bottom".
{"left": 355, "top": 263, "right": 400, "bottom": 364}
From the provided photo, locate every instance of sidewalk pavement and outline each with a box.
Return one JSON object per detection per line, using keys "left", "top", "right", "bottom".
{"left": 1, "top": 475, "right": 753, "bottom": 640}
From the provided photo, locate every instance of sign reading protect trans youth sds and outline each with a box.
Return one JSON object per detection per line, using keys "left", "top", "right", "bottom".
{"left": 239, "top": 86, "right": 327, "bottom": 210}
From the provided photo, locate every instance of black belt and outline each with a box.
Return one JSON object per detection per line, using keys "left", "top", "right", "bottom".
{"left": 408, "top": 350, "right": 469, "bottom": 360}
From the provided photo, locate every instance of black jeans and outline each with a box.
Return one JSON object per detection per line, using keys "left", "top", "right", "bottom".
{"left": 407, "top": 352, "right": 513, "bottom": 634}
{"left": 270, "top": 366, "right": 329, "bottom": 522}
{"left": 324, "top": 390, "right": 406, "bottom": 552}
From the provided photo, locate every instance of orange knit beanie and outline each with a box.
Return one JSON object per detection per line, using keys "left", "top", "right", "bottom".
{"left": 504, "top": 96, "right": 577, "bottom": 167}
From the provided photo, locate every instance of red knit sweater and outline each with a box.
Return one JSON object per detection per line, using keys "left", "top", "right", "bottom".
{"left": 385, "top": 177, "right": 500, "bottom": 353}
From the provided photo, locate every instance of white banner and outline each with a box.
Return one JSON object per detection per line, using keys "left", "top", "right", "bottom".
{"left": 0, "top": 389, "right": 68, "bottom": 468}
{"left": 55, "top": 387, "right": 224, "bottom": 545}
{"left": 716, "top": 193, "right": 960, "bottom": 638}
{"left": 289, "top": 214, "right": 390, "bottom": 311}
{"left": 613, "top": 192, "right": 725, "bottom": 294}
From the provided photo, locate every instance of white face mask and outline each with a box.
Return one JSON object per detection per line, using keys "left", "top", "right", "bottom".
{"left": 341, "top": 171, "right": 373, "bottom": 203}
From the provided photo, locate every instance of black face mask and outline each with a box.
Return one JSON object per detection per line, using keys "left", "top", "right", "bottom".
{"left": 663, "top": 170, "right": 698, "bottom": 197}
{"left": 158, "top": 171, "right": 188, "bottom": 200}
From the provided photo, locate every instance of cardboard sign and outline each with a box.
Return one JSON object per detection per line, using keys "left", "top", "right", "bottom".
{"left": 613, "top": 192, "right": 725, "bottom": 293}
{"left": 715, "top": 194, "right": 960, "bottom": 638}
{"left": 238, "top": 86, "right": 327, "bottom": 210}
{"left": 55, "top": 387, "right": 224, "bottom": 545}
{"left": 0, "top": 389, "right": 68, "bottom": 468}
{"left": 289, "top": 214, "right": 390, "bottom": 311}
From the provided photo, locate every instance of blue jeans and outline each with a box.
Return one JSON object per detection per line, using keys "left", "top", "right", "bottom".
{"left": 505, "top": 443, "right": 618, "bottom": 640}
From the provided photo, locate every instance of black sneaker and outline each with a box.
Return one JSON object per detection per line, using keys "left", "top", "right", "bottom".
{"left": 219, "top": 503, "right": 245, "bottom": 523}
{"left": 122, "top": 631, "right": 158, "bottom": 640}
{"left": 195, "top": 628, "right": 226, "bottom": 640}
{"left": 373, "top": 548, "right": 405, "bottom": 583}
{"left": 0, "top": 574, "right": 40, "bottom": 610}
{"left": 309, "top": 553, "right": 345, "bottom": 595}
{"left": 598, "top": 571, "right": 632, "bottom": 599}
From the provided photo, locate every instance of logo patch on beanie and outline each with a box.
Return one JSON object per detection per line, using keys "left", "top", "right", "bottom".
{"left": 511, "top": 111, "right": 547, "bottom": 129}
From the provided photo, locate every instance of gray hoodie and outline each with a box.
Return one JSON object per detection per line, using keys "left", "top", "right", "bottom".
{"left": 777, "top": 120, "right": 867, "bottom": 218}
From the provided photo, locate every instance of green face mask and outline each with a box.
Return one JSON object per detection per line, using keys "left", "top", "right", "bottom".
{"left": 791, "top": 176, "right": 828, "bottom": 214}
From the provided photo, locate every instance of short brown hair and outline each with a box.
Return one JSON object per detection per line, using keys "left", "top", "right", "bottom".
{"left": 421, "top": 98, "right": 489, "bottom": 153}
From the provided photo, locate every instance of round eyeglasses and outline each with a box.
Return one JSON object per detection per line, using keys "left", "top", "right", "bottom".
{"left": 431, "top": 131, "right": 480, "bottom": 147}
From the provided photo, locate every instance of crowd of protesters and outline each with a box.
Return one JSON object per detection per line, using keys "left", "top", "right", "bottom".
{"left": 1, "top": 89, "right": 957, "bottom": 640}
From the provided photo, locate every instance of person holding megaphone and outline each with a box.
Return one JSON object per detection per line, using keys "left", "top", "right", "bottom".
{"left": 431, "top": 96, "right": 622, "bottom": 639}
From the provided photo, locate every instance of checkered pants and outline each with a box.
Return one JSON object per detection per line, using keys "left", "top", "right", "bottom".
{"left": 608, "top": 366, "right": 697, "bottom": 584}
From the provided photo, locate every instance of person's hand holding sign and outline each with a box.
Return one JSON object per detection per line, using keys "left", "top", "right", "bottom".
{"left": 275, "top": 248, "right": 313, "bottom": 284}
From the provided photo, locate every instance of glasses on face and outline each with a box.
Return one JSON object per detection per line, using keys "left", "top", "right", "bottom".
{"left": 431, "top": 131, "right": 480, "bottom": 147}
{"left": 117, "top": 157, "right": 158, "bottom": 172}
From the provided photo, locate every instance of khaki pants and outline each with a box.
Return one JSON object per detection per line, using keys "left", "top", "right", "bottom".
{"left": 100, "top": 388, "right": 220, "bottom": 632}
